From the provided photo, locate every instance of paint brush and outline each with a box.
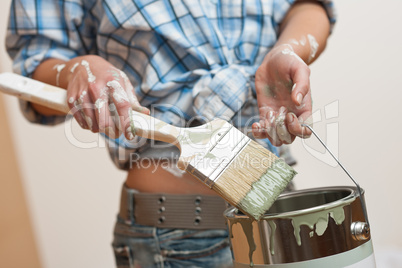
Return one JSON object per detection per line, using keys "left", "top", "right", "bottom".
{"left": 0, "top": 72, "right": 296, "bottom": 220}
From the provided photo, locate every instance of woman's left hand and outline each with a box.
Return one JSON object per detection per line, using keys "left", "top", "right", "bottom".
{"left": 252, "top": 44, "right": 313, "bottom": 146}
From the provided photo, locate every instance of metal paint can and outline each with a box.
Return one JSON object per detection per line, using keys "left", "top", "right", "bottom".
{"left": 224, "top": 186, "right": 376, "bottom": 267}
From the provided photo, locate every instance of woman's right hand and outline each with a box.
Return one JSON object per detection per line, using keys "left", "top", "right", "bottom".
{"left": 63, "top": 55, "right": 149, "bottom": 140}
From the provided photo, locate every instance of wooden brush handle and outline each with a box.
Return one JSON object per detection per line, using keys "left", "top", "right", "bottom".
{"left": 0, "top": 72, "right": 181, "bottom": 145}
{"left": 0, "top": 72, "right": 232, "bottom": 171}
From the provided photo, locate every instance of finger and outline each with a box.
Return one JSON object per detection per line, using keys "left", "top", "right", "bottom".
{"left": 252, "top": 122, "right": 267, "bottom": 139}
{"left": 275, "top": 107, "right": 293, "bottom": 144}
{"left": 291, "top": 66, "right": 310, "bottom": 107}
{"left": 257, "top": 106, "right": 283, "bottom": 145}
{"left": 120, "top": 71, "right": 150, "bottom": 115}
{"left": 89, "top": 86, "right": 118, "bottom": 138}
{"left": 257, "top": 106, "right": 278, "bottom": 141}
{"left": 66, "top": 91, "right": 89, "bottom": 129}
{"left": 79, "top": 90, "right": 99, "bottom": 132}
{"left": 70, "top": 102, "right": 89, "bottom": 130}
{"left": 107, "top": 103, "right": 120, "bottom": 139}
{"left": 286, "top": 112, "right": 304, "bottom": 138}
{"left": 299, "top": 114, "right": 313, "bottom": 138}
{"left": 265, "top": 112, "right": 282, "bottom": 147}
{"left": 107, "top": 80, "right": 135, "bottom": 140}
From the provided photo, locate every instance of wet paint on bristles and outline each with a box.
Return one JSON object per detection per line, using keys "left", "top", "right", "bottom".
{"left": 212, "top": 139, "right": 296, "bottom": 220}
{"left": 237, "top": 159, "right": 296, "bottom": 220}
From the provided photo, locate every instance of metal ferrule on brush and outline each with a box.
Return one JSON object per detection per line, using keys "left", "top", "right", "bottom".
{"left": 186, "top": 124, "right": 251, "bottom": 188}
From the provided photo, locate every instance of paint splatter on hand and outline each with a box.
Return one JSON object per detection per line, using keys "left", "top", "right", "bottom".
{"left": 65, "top": 55, "right": 150, "bottom": 140}
{"left": 253, "top": 44, "right": 312, "bottom": 146}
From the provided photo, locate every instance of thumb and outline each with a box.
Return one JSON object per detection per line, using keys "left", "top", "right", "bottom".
{"left": 291, "top": 66, "right": 310, "bottom": 107}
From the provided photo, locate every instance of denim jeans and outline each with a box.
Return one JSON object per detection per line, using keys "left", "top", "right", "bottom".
{"left": 112, "top": 216, "right": 233, "bottom": 268}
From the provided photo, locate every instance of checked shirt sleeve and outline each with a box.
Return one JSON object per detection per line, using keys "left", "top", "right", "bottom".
{"left": 6, "top": 0, "right": 97, "bottom": 125}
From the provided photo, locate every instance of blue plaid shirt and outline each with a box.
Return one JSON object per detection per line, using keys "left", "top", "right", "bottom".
{"left": 6, "top": 0, "right": 335, "bottom": 170}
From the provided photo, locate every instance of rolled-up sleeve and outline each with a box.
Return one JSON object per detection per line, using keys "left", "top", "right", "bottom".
{"left": 6, "top": 0, "right": 97, "bottom": 125}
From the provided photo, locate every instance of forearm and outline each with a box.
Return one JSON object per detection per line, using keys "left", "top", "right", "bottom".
{"left": 32, "top": 58, "right": 69, "bottom": 116}
{"left": 276, "top": 0, "right": 331, "bottom": 64}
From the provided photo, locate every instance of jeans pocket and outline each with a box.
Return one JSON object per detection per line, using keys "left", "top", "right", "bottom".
{"left": 113, "top": 245, "right": 134, "bottom": 268}
{"left": 159, "top": 229, "right": 232, "bottom": 266}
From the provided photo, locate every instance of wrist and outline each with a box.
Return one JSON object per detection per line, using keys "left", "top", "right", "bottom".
{"left": 272, "top": 41, "right": 311, "bottom": 64}
{"left": 274, "top": 31, "right": 323, "bottom": 65}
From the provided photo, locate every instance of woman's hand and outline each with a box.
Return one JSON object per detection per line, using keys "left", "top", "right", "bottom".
{"left": 252, "top": 44, "right": 312, "bottom": 146}
{"left": 64, "top": 55, "right": 149, "bottom": 140}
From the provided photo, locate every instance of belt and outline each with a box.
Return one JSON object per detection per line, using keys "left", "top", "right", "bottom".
{"left": 119, "top": 185, "right": 228, "bottom": 230}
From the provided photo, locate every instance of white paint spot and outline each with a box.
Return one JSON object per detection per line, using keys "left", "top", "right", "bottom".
{"left": 307, "top": 34, "right": 319, "bottom": 63}
{"left": 289, "top": 39, "right": 299, "bottom": 46}
{"left": 107, "top": 80, "right": 129, "bottom": 103}
{"left": 68, "top": 97, "right": 75, "bottom": 104}
{"left": 268, "top": 110, "right": 275, "bottom": 124}
{"left": 292, "top": 83, "right": 296, "bottom": 91}
{"left": 53, "top": 63, "right": 66, "bottom": 86}
{"left": 275, "top": 107, "right": 291, "bottom": 143}
{"left": 281, "top": 48, "right": 305, "bottom": 64}
{"left": 95, "top": 98, "right": 107, "bottom": 113}
{"left": 109, "top": 103, "right": 117, "bottom": 112}
{"left": 126, "top": 126, "right": 135, "bottom": 140}
{"left": 70, "top": 62, "right": 79, "bottom": 73}
{"left": 79, "top": 90, "right": 87, "bottom": 102}
{"left": 81, "top": 60, "right": 96, "bottom": 83}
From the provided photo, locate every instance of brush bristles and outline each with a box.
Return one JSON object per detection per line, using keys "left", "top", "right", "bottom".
{"left": 213, "top": 140, "right": 276, "bottom": 204}
{"left": 213, "top": 140, "right": 296, "bottom": 220}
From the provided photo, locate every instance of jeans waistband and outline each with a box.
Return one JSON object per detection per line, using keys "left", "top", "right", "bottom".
{"left": 119, "top": 184, "right": 228, "bottom": 230}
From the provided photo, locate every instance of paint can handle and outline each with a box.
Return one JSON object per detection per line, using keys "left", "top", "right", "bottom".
{"left": 301, "top": 124, "right": 370, "bottom": 230}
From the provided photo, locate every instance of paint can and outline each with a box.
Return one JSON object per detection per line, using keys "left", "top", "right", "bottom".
{"left": 224, "top": 186, "right": 375, "bottom": 267}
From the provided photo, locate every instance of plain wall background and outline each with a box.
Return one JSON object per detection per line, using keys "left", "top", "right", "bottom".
{"left": 1, "top": 0, "right": 401, "bottom": 267}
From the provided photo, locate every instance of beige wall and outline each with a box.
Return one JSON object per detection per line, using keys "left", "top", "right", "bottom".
{"left": 1, "top": 0, "right": 402, "bottom": 267}
{"left": 0, "top": 96, "right": 42, "bottom": 268}
{"left": 0, "top": 1, "right": 41, "bottom": 267}
{"left": 0, "top": 0, "right": 125, "bottom": 267}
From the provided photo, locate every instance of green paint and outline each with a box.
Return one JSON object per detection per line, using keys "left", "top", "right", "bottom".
{"left": 185, "top": 129, "right": 213, "bottom": 144}
{"left": 108, "top": 69, "right": 121, "bottom": 80}
{"left": 287, "top": 205, "right": 346, "bottom": 246}
{"left": 263, "top": 85, "right": 276, "bottom": 98}
{"left": 204, "top": 152, "right": 216, "bottom": 159}
{"left": 238, "top": 159, "right": 296, "bottom": 220}
{"left": 267, "top": 221, "right": 276, "bottom": 256}
{"left": 284, "top": 79, "right": 293, "bottom": 92}
{"left": 229, "top": 216, "right": 256, "bottom": 267}
{"left": 233, "top": 240, "right": 374, "bottom": 268}
{"left": 129, "top": 108, "right": 136, "bottom": 136}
